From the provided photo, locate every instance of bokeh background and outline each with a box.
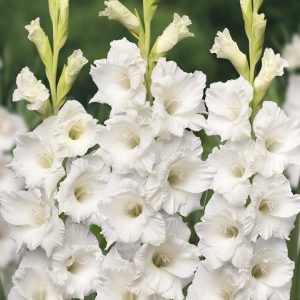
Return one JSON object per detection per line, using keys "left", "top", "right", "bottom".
{"left": 1, "top": 0, "right": 300, "bottom": 299}
{"left": 1, "top": 0, "right": 300, "bottom": 125}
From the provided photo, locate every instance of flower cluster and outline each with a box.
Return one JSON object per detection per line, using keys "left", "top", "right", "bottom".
{"left": 0, "top": 107, "right": 26, "bottom": 293}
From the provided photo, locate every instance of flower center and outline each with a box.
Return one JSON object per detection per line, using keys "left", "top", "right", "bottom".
{"left": 32, "top": 288, "right": 47, "bottom": 300}
{"left": 168, "top": 168, "right": 184, "bottom": 186}
{"left": 231, "top": 165, "right": 245, "bottom": 177}
{"left": 38, "top": 152, "right": 53, "bottom": 169}
{"left": 251, "top": 264, "right": 267, "bottom": 279}
{"left": 67, "top": 256, "right": 85, "bottom": 274}
{"left": 165, "top": 98, "right": 180, "bottom": 115}
{"left": 69, "top": 124, "right": 84, "bottom": 140}
{"left": 122, "top": 133, "right": 140, "bottom": 149}
{"left": 259, "top": 199, "right": 276, "bottom": 214}
{"left": 123, "top": 292, "right": 138, "bottom": 300}
{"left": 224, "top": 225, "right": 239, "bottom": 238}
{"left": 119, "top": 72, "right": 131, "bottom": 91}
{"left": 220, "top": 287, "right": 234, "bottom": 300}
{"left": 152, "top": 253, "right": 171, "bottom": 268}
{"left": 74, "top": 185, "right": 88, "bottom": 202}
{"left": 31, "top": 207, "right": 47, "bottom": 227}
{"left": 265, "top": 138, "right": 281, "bottom": 153}
{"left": 126, "top": 201, "right": 143, "bottom": 218}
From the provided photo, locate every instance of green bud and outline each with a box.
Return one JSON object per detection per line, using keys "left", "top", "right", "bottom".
{"left": 100, "top": 0, "right": 140, "bottom": 35}
{"left": 144, "top": 0, "right": 160, "bottom": 21}
{"left": 25, "top": 18, "right": 53, "bottom": 70}
{"left": 253, "top": 0, "right": 264, "bottom": 12}
{"left": 48, "top": 0, "right": 59, "bottom": 23}
{"left": 57, "top": 0, "right": 69, "bottom": 49}
{"left": 57, "top": 50, "right": 88, "bottom": 106}
{"left": 240, "top": 0, "right": 252, "bottom": 38}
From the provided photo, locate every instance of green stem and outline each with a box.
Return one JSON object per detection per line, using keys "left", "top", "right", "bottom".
{"left": 0, "top": 278, "right": 6, "bottom": 300}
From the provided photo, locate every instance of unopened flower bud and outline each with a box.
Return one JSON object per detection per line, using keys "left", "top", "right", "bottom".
{"left": 99, "top": 0, "right": 139, "bottom": 34}
{"left": 254, "top": 48, "right": 288, "bottom": 93}
{"left": 253, "top": 13, "right": 266, "bottom": 41}
{"left": 210, "top": 28, "right": 249, "bottom": 77}
{"left": 254, "top": 0, "right": 264, "bottom": 12}
{"left": 65, "top": 50, "right": 88, "bottom": 85}
{"left": 25, "top": 18, "right": 52, "bottom": 69}
{"left": 57, "top": 50, "right": 88, "bottom": 106}
{"left": 155, "top": 13, "right": 194, "bottom": 54}
{"left": 13, "top": 67, "right": 49, "bottom": 113}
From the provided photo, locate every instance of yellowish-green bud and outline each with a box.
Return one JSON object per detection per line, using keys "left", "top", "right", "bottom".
{"left": 144, "top": 0, "right": 160, "bottom": 21}
{"left": 253, "top": 0, "right": 264, "bottom": 12}
{"left": 253, "top": 13, "right": 266, "bottom": 41}
{"left": 57, "top": 50, "right": 88, "bottom": 106}
{"left": 57, "top": 0, "right": 69, "bottom": 49}
{"left": 155, "top": 13, "right": 194, "bottom": 55}
{"left": 25, "top": 18, "right": 53, "bottom": 70}
{"left": 240, "top": 0, "right": 252, "bottom": 37}
{"left": 210, "top": 28, "right": 249, "bottom": 77}
{"left": 49, "top": 0, "right": 59, "bottom": 23}
{"left": 99, "top": 0, "right": 140, "bottom": 34}
{"left": 254, "top": 48, "right": 288, "bottom": 95}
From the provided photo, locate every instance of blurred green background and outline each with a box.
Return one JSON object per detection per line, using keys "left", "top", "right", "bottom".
{"left": 1, "top": 0, "right": 300, "bottom": 119}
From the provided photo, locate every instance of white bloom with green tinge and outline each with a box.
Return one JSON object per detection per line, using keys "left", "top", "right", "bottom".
{"left": 8, "top": 250, "right": 64, "bottom": 300}
{"left": 253, "top": 101, "right": 300, "bottom": 177}
{"left": 97, "top": 114, "right": 155, "bottom": 176}
{"left": 90, "top": 38, "right": 146, "bottom": 115}
{"left": 99, "top": 0, "right": 139, "bottom": 33}
{"left": 186, "top": 262, "right": 245, "bottom": 300}
{"left": 248, "top": 174, "right": 300, "bottom": 240}
{"left": 206, "top": 76, "right": 253, "bottom": 142}
{"left": 208, "top": 140, "right": 255, "bottom": 206}
{"left": 236, "top": 239, "right": 294, "bottom": 300}
{"left": 151, "top": 58, "right": 206, "bottom": 138}
{"left": 13, "top": 67, "right": 49, "bottom": 111}
{"left": 100, "top": 175, "right": 166, "bottom": 246}
{"left": 195, "top": 194, "right": 254, "bottom": 269}
{"left": 52, "top": 222, "right": 103, "bottom": 300}
{"left": 57, "top": 153, "right": 110, "bottom": 225}
{"left": 54, "top": 100, "right": 101, "bottom": 157}
{"left": 11, "top": 117, "right": 65, "bottom": 197}
{"left": 0, "top": 107, "right": 27, "bottom": 152}
{"left": 254, "top": 48, "right": 288, "bottom": 93}
{"left": 130, "top": 216, "right": 199, "bottom": 300}
{"left": 156, "top": 13, "right": 194, "bottom": 54}
{"left": 147, "top": 133, "right": 213, "bottom": 216}
{"left": 0, "top": 189, "right": 65, "bottom": 256}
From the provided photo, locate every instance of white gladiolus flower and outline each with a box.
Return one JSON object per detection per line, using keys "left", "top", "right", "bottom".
{"left": 0, "top": 155, "right": 23, "bottom": 192}
{"left": 99, "top": 0, "right": 140, "bottom": 33}
{"left": 248, "top": 174, "right": 300, "bottom": 240}
{"left": 210, "top": 28, "right": 248, "bottom": 73}
{"left": 254, "top": 48, "right": 288, "bottom": 93}
{"left": 90, "top": 38, "right": 146, "bottom": 115}
{"left": 11, "top": 117, "right": 65, "bottom": 196}
{"left": 0, "top": 107, "right": 27, "bottom": 152}
{"left": 156, "top": 14, "right": 194, "bottom": 54}
{"left": 0, "top": 216, "right": 17, "bottom": 269}
{"left": 282, "top": 34, "right": 300, "bottom": 70}
{"left": 253, "top": 101, "right": 300, "bottom": 177}
{"left": 205, "top": 76, "right": 253, "bottom": 141}
{"left": 236, "top": 239, "right": 294, "bottom": 300}
{"left": 283, "top": 75, "right": 300, "bottom": 187}
{"left": 147, "top": 133, "right": 213, "bottom": 216}
{"left": 100, "top": 176, "right": 166, "bottom": 246}
{"left": 151, "top": 58, "right": 206, "bottom": 138}
{"left": 8, "top": 249, "right": 63, "bottom": 300}
{"left": 130, "top": 216, "right": 199, "bottom": 300}
{"left": 97, "top": 115, "right": 155, "bottom": 176}
{"left": 57, "top": 153, "right": 110, "bottom": 225}
{"left": 13, "top": 67, "right": 49, "bottom": 111}
{"left": 52, "top": 222, "right": 103, "bottom": 300}
{"left": 186, "top": 262, "right": 245, "bottom": 300}
{"left": 195, "top": 194, "right": 254, "bottom": 269}
{"left": 0, "top": 189, "right": 64, "bottom": 256}
{"left": 208, "top": 140, "right": 255, "bottom": 206}
{"left": 55, "top": 100, "right": 101, "bottom": 157}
